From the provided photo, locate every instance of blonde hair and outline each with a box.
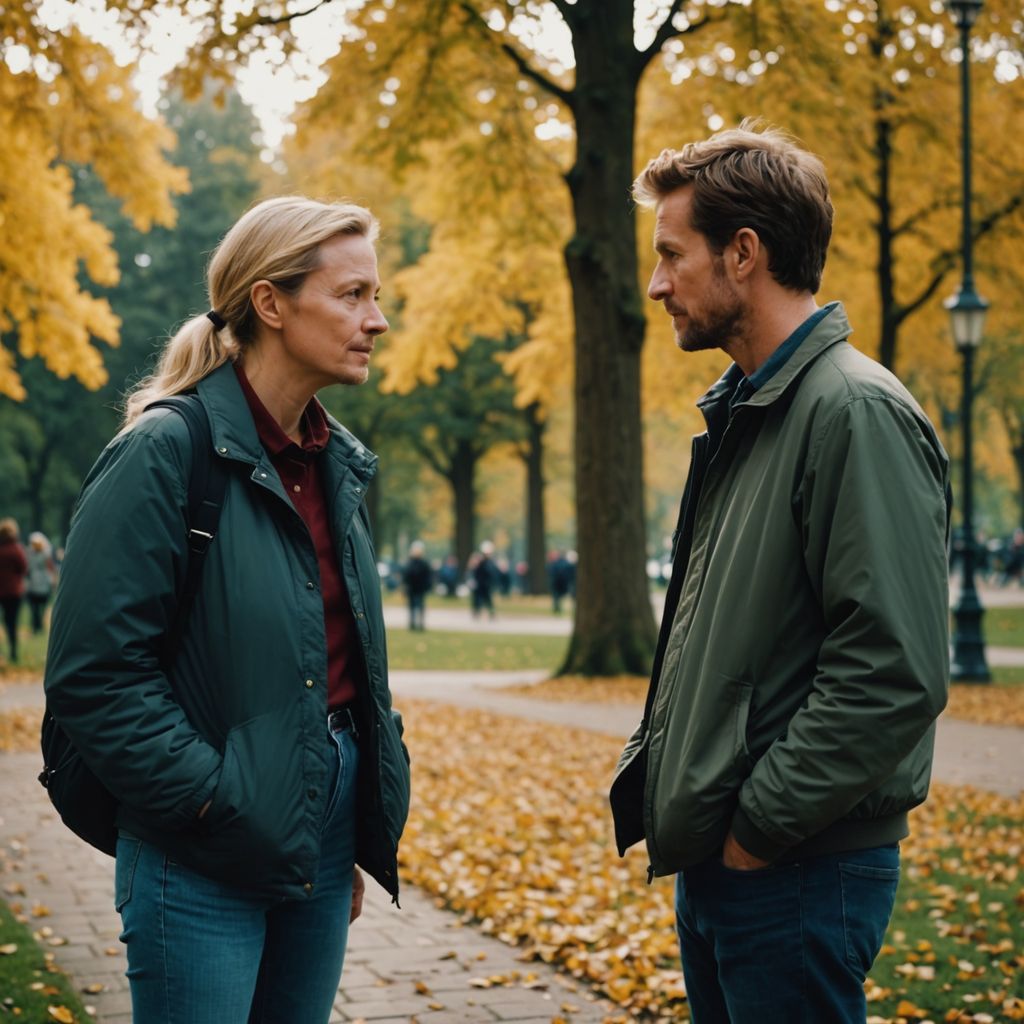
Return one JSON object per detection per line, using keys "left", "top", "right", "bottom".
{"left": 123, "top": 196, "right": 378, "bottom": 426}
{"left": 0, "top": 518, "right": 19, "bottom": 543}
{"left": 634, "top": 119, "right": 833, "bottom": 294}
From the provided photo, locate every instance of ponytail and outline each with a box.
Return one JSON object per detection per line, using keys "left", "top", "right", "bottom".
{"left": 122, "top": 314, "right": 238, "bottom": 428}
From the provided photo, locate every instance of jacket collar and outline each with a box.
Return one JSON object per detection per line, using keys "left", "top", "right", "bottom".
{"left": 195, "top": 361, "right": 378, "bottom": 482}
{"left": 696, "top": 302, "right": 853, "bottom": 414}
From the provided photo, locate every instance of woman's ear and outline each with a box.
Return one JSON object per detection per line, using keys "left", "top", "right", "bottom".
{"left": 250, "top": 280, "right": 285, "bottom": 331}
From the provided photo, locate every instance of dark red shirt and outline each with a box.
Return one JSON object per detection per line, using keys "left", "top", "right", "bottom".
{"left": 235, "top": 364, "right": 360, "bottom": 709}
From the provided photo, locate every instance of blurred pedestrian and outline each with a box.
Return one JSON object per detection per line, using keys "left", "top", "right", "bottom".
{"left": 437, "top": 554, "right": 459, "bottom": 598}
{"left": 0, "top": 518, "right": 28, "bottom": 663}
{"left": 548, "top": 551, "right": 572, "bottom": 613}
{"left": 26, "top": 531, "right": 57, "bottom": 634}
{"left": 471, "top": 541, "right": 497, "bottom": 619}
{"left": 611, "top": 123, "right": 950, "bottom": 1024}
{"left": 403, "top": 541, "right": 433, "bottom": 631}
{"left": 44, "top": 196, "right": 410, "bottom": 1023}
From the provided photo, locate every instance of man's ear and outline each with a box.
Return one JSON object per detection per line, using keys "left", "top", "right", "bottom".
{"left": 730, "top": 227, "right": 761, "bottom": 282}
{"left": 250, "top": 280, "right": 284, "bottom": 330}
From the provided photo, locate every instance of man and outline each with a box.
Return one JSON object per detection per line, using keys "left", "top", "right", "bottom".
{"left": 610, "top": 123, "right": 950, "bottom": 1023}
{"left": 403, "top": 540, "right": 433, "bottom": 631}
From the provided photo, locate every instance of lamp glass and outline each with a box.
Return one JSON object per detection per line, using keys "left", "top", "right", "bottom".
{"left": 949, "top": 303, "right": 987, "bottom": 349}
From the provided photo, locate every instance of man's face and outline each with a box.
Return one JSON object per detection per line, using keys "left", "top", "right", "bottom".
{"left": 648, "top": 186, "right": 743, "bottom": 353}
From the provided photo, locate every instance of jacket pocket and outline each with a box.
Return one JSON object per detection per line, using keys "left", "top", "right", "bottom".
{"left": 651, "top": 675, "right": 754, "bottom": 868}
{"left": 114, "top": 835, "right": 143, "bottom": 912}
{"left": 198, "top": 714, "right": 305, "bottom": 885}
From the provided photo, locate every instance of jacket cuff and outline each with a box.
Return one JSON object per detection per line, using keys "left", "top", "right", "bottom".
{"left": 730, "top": 805, "right": 792, "bottom": 863}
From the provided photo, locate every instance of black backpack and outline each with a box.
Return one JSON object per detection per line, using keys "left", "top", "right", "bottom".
{"left": 38, "top": 395, "right": 228, "bottom": 856}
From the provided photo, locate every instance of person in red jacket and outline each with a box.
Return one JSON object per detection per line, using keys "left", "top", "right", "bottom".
{"left": 0, "top": 518, "right": 28, "bottom": 664}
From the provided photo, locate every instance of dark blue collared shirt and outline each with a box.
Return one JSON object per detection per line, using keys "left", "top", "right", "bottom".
{"left": 705, "top": 302, "right": 839, "bottom": 456}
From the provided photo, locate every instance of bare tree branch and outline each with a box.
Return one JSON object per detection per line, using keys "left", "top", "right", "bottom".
{"left": 892, "top": 196, "right": 960, "bottom": 238}
{"left": 459, "top": 1, "right": 575, "bottom": 109}
{"left": 251, "top": 0, "right": 336, "bottom": 29}
{"left": 897, "top": 192, "right": 1024, "bottom": 326}
{"left": 635, "top": 0, "right": 710, "bottom": 77}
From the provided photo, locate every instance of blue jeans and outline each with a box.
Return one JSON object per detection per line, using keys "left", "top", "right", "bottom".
{"left": 675, "top": 843, "right": 900, "bottom": 1024}
{"left": 115, "top": 724, "right": 359, "bottom": 1023}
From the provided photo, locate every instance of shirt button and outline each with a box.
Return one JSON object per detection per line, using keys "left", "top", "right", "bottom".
{"left": 305, "top": 679, "right": 315, "bottom": 689}
{"left": 304, "top": 882, "right": 313, "bottom": 894}
{"left": 293, "top": 484, "right": 301, "bottom": 493}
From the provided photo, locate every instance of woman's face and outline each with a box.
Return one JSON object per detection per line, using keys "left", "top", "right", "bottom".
{"left": 274, "top": 233, "right": 388, "bottom": 391}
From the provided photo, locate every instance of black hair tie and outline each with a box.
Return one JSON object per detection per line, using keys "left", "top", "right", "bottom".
{"left": 206, "top": 310, "right": 226, "bottom": 331}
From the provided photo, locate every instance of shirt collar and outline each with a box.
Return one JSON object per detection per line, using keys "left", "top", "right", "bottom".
{"left": 744, "top": 302, "right": 838, "bottom": 392}
{"left": 233, "top": 362, "right": 331, "bottom": 457}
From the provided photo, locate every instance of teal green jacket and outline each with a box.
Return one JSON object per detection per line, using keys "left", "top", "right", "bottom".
{"left": 45, "top": 362, "right": 410, "bottom": 900}
{"left": 611, "top": 305, "right": 950, "bottom": 874}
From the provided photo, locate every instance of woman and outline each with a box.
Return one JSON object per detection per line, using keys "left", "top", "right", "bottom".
{"left": 44, "top": 196, "right": 411, "bottom": 1023}
{"left": 0, "top": 518, "right": 28, "bottom": 663}
{"left": 25, "top": 531, "right": 56, "bottom": 634}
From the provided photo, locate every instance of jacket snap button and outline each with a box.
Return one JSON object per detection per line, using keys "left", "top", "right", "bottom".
{"left": 306, "top": 581, "right": 315, "bottom": 590}
{"left": 354, "top": 486, "right": 361, "bottom": 494}
{"left": 304, "top": 882, "right": 313, "bottom": 894}
{"left": 305, "top": 679, "right": 315, "bottom": 689}
{"left": 307, "top": 788, "right": 316, "bottom": 799}
{"left": 218, "top": 447, "right": 227, "bottom": 454}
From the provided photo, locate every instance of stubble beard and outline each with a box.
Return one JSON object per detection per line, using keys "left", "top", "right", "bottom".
{"left": 674, "top": 268, "right": 745, "bottom": 353}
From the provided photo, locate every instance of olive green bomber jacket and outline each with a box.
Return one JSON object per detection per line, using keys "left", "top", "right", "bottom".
{"left": 610, "top": 305, "right": 950, "bottom": 875}
{"left": 44, "top": 362, "right": 411, "bottom": 901}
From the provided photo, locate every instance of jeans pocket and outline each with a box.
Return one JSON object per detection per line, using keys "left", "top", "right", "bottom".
{"left": 840, "top": 861, "right": 900, "bottom": 976}
{"left": 114, "top": 836, "right": 143, "bottom": 912}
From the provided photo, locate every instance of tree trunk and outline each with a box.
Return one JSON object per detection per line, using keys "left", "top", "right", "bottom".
{"left": 522, "top": 403, "right": 548, "bottom": 595}
{"left": 449, "top": 439, "right": 478, "bottom": 572}
{"left": 559, "top": 2, "right": 657, "bottom": 675}
{"left": 1012, "top": 436, "right": 1024, "bottom": 530}
{"left": 874, "top": 86, "right": 897, "bottom": 371}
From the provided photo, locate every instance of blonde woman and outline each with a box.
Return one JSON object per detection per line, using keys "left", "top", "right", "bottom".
{"left": 45, "top": 197, "right": 411, "bottom": 1023}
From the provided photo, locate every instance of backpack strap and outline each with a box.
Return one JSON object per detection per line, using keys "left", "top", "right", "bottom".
{"left": 147, "top": 394, "right": 228, "bottom": 664}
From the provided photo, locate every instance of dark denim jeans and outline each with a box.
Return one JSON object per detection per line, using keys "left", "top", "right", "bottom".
{"left": 675, "top": 843, "right": 900, "bottom": 1024}
{"left": 115, "top": 725, "right": 359, "bottom": 1023}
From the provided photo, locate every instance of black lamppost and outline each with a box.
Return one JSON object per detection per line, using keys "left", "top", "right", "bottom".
{"left": 945, "top": 0, "right": 991, "bottom": 683}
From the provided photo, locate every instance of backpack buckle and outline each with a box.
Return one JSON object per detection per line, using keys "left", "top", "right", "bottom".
{"left": 187, "top": 528, "right": 214, "bottom": 554}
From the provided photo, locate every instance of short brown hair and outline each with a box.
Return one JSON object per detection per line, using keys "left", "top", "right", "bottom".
{"left": 633, "top": 120, "right": 833, "bottom": 294}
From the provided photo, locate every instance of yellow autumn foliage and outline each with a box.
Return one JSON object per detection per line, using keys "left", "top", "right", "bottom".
{"left": 0, "top": 4, "right": 189, "bottom": 399}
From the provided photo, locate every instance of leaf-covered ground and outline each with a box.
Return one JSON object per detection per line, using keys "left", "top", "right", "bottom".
{"left": 504, "top": 675, "right": 1024, "bottom": 729}
{"left": 0, "top": 899, "right": 91, "bottom": 1022}
{"left": 396, "top": 698, "right": 1023, "bottom": 1023}
{"left": 2, "top": 696, "right": 1020, "bottom": 1022}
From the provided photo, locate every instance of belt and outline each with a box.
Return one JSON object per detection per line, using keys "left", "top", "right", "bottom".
{"left": 327, "top": 706, "right": 358, "bottom": 737}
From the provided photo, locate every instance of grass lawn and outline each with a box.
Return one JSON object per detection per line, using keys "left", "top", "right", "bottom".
{"left": 383, "top": 589, "right": 575, "bottom": 618}
{"left": 0, "top": 623, "right": 48, "bottom": 680}
{"left": 387, "top": 628, "right": 567, "bottom": 672}
{"left": 971, "top": 606, "right": 1024, "bottom": 648}
{"left": 0, "top": 900, "right": 92, "bottom": 1022}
